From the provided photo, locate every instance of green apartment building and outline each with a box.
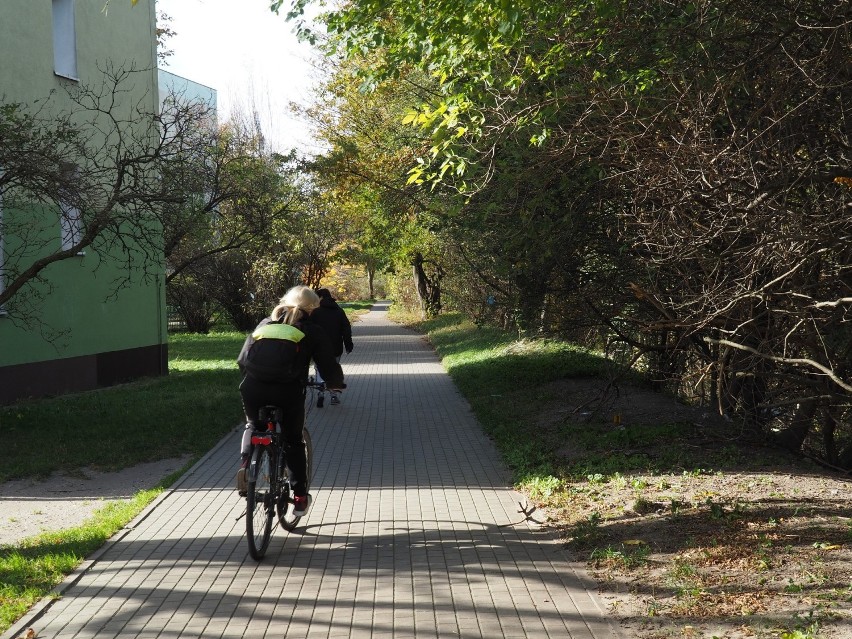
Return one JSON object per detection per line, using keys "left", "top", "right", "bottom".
{"left": 0, "top": 0, "right": 166, "bottom": 404}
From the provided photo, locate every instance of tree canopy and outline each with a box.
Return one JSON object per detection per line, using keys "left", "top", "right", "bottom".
{"left": 269, "top": 0, "right": 851, "bottom": 467}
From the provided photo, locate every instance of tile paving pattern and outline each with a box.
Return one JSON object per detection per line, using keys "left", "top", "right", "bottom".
{"left": 3, "top": 303, "right": 623, "bottom": 639}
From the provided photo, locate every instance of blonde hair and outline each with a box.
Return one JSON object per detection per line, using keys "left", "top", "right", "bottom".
{"left": 271, "top": 285, "right": 320, "bottom": 325}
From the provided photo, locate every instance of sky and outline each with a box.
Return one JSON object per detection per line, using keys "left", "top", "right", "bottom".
{"left": 155, "top": 0, "right": 325, "bottom": 153}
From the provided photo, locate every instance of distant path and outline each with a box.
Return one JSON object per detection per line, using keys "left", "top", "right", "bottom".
{"left": 3, "top": 302, "right": 623, "bottom": 639}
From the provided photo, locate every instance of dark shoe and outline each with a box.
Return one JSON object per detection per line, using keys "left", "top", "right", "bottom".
{"left": 330, "top": 393, "right": 341, "bottom": 405}
{"left": 293, "top": 494, "right": 310, "bottom": 517}
{"left": 236, "top": 456, "right": 248, "bottom": 496}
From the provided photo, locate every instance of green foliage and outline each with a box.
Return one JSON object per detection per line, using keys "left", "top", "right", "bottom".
{"left": 297, "top": 53, "right": 448, "bottom": 309}
{"left": 523, "top": 474, "right": 561, "bottom": 499}
{"left": 569, "top": 512, "right": 603, "bottom": 548}
{"left": 164, "top": 130, "right": 333, "bottom": 332}
{"left": 278, "top": 0, "right": 851, "bottom": 471}
{"left": 282, "top": 0, "right": 850, "bottom": 457}
{"left": 780, "top": 611, "right": 822, "bottom": 639}
{"left": 278, "top": 0, "right": 699, "bottom": 190}
{"left": 590, "top": 543, "right": 650, "bottom": 569}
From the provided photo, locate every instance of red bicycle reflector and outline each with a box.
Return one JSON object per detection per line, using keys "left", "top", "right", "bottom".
{"left": 251, "top": 435, "right": 272, "bottom": 445}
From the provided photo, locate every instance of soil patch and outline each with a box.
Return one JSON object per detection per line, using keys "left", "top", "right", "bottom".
{"left": 0, "top": 456, "right": 191, "bottom": 546}
{"left": 530, "top": 378, "right": 852, "bottom": 639}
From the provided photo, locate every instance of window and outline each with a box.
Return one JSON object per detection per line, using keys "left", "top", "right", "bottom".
{"left": 60, "top": 201, "right": 84, "bottom": 252}
{"left": 59, "top": 163, "right": 85, "bottom": 255}
{"left": 52, "top": 0, "right": 78, "bottom": 80}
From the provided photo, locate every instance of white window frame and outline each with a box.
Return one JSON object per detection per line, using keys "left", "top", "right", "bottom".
{"left": 52, "top": 0, "right": 79, "bottom": 81}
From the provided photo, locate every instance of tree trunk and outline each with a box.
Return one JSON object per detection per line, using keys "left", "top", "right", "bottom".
{"left": 773, "top": 400, "right": 817, "bottom": 453}
{"left": 412, "top": 251, "right": 442, "bottom": 318}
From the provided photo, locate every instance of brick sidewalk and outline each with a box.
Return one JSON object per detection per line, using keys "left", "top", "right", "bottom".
{"left": 4, "top": 303, "right": 623, "bottom": 639}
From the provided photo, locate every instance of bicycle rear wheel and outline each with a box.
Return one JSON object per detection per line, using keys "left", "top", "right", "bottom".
{"left": 246, "top": 445, "right": 275, "bottom": 560}
{"left": 278, "top": 428, "right": 313, "bottom": 531}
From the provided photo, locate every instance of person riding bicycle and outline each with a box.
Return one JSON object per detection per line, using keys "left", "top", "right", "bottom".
{"left": 310, "top": 288, "right": 353, "bottom": 405}
{"left": 236, "top": 285, "right": 344, "bottom": 516}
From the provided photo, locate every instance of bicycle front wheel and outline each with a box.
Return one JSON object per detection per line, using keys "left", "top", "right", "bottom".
{"left": 246, "top": 445, "right": 276, "bottom": 560}
{"left": 279, "top": 429, "right": 313, "bottom": 531}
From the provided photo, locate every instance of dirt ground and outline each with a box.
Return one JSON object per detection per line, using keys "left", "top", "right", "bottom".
{"left": 532, "top": 379, "right": 852, "bottom": 639}
{"left": 0, "top": 456, "right": 191, "bottom": 547}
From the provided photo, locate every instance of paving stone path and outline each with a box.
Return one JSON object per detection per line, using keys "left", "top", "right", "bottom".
{"left": 4, "top": 303, "right": 623, "bottom": 639}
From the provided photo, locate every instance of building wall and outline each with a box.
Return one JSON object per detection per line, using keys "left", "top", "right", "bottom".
{"left": 158, "top": 69, "right": 218, "bottom": 112}
{"left": 0, "top": 1, "right": 159, "bottom": 103}
{"left": 0, "top": 0, "right": 167, "bottom": 404}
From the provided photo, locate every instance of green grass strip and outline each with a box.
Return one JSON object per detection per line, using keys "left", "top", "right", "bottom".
{"left": 414, "top": 313, "right": 609, "bottom": 482}
{"left": 0, "top": 488, "right": 162, "bottom": 632}
{"left": 0, "top": 332, "right": 245, "bottom": 482}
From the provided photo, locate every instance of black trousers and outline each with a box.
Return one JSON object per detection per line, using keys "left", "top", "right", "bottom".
{"left": 239, "top": 376, "right": 308, "bottom": 494}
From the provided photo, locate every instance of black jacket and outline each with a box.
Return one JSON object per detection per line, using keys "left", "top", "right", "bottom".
{"left": 237, "top": 316, "right": 344, "bottom": 388}
{"left": 310, "top": 297, "right": 353, "bottom": 358}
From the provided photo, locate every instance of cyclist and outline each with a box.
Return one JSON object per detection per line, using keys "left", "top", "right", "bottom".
{"left": 236, "top": 285, "right": 344, "bottom": 515}
{"left": 310, "top": 288, "right": 354, "bottom": 405}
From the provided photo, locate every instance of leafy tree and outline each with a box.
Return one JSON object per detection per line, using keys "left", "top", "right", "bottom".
{"left": 337, "top": 187, "right": 398, "bottom": 299}
{"left": 274, "top": 0, "right": 851, "bottom": 464}
{"left": 160, "top": 120, "right": 297, "bottom": 285}
{"left": 296, "top": 51, "right": 448, "bottom": 315}
{"left": 165, "top": 140, "right": 326, "bottom": 331}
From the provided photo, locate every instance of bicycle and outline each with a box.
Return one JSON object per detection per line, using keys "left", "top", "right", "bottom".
{"left": 305, "top": 376, "right": 324, "bottom": 412}
{"left": 309, "top": 366, "right": 329, "bottom": 408}
{"left": 243, "top": 378, "right": 342, "bottom": 560}
{"left": 245, "top": 405, "right": 313, "bottom": 560}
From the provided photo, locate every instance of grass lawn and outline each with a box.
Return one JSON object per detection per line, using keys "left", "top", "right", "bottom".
{"left": 0, "top": 332, "right": 244, "bottom": 483}
{"left": 339, "top": 300, "right": 374, "bottom": 314}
